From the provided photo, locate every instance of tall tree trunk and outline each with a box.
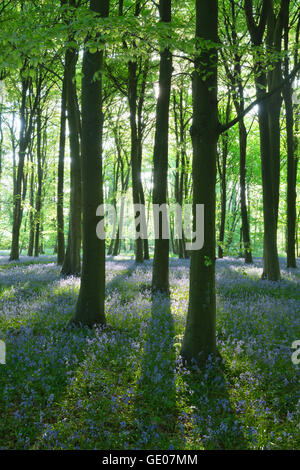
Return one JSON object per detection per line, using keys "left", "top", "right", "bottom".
{"left": 256, "top": 73, "right": 280, "bottom": 280}
{"left": 152, "top": 0, "right": 172, "bottom": 293}
{"left": 137, "top": 62, "right": 150, "bottom": 261}
{"left": 128, "top": 60, "right": 144, "bottom": 263}
{"left": 34, "top": 107, "right": 43, "bottom": 257}
{"left": 232, "top": 41, "right": 253, "bottom": 264}
{"left": 239, "top": 119, "right": 253, "bottom": 263}
{"left": 245, "top": 0, "right": 282, "bottom": 280}
{"left": 283, "top": 12, "right": 298, "bottom": 268}
{"left": 27, "top": 148, "right": 35, "bottom": 257}
{"left": 57, "top": 68, "right": 67, "bottom": 265}
{"left": 283, "top": 82, "right": 297, "bottom": 267}
{"left": 222, "top": 0, "right": 253, "bottom": 263}
{"left": 181, "top": 0, "right": 218, "bottom": 365}
{"left": 73, "top": 0, "right": 109, "bottom": 326}
{"left": 113, "top": 196, "right": 126, "bottom": 256}
{"left": 173, "top": 89, "right": 188, "bottom": 259}
{"left": 218, "top": 160, "right": 226, "bottom": 259}
{"left": 217, "top": 96, "right": 230, "bottom": 259}
{"left": 61, "top": 47, "right": 81, "bottom": 276}
{"left": 10, "top": 74, "right": 33, "bottom": 261}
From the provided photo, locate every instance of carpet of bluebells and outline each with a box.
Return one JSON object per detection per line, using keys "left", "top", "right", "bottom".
{"left": 0, "top": 254, "right": 299, "bottom": 450}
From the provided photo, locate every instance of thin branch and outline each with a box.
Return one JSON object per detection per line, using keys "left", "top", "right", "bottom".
{"left": 218, "top": 61, "right": 300, "bottom": 134}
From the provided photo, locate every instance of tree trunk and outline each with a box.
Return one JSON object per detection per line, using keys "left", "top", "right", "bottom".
{"left": 181, "top": 0, "right": 218, "bottom": 365}
{"left": 218, "top": 172, "right": 226, "bottom": 259}
{"left": 217, "top": 125, "right": 229, "bottom": 258}
{"left": 73, "top": 0, "right": 109, "bottom": 326}
{"left": 239, "top": 119, "right": 253, "bottom": 263}
{"left": 34, "top": 107, "right": 43, "bottom": 257}
{"left": 217, "top": 94, "right": 231, "bottom": 259}
{"left": 283, "top": 13, "right": 298, "bottom": 268}
{"left": 128, "top": 60, "right": 144, "bottom": 264}
{"left": 27, "top": 148, "right": 35, "bottom": 257}
{"left": 57, "top": 67, "right": 67, "bottom": 265}
{"left": 256, "top": 72, "right": 280, "bottom": 280}
{"left": 152, "top": 0, "right": 172, "bottom": 293}
{"left": 137, "top": 62, "right": 150, "bottom": 261}
{"left": 245, "top": 0, "right": 282, "bottom": 280}
{"left": 61, "top": 47, "right": 81, "bottom": 276}
{"left": 10, "top": 74, "right": 33, "bottom": 261}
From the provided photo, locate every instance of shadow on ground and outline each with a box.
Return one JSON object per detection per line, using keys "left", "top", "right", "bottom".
{"left": 132, "top": 292, "right": 183, "bottom": 449}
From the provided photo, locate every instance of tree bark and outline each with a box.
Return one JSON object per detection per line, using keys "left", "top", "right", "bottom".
{"left": 27, "top": 148, "right": 35, "bottom": 257}
{"left": 283, "top": 10, "right": 298, "bottom": 268}
{"left": 181, "top": 0, "right": 218, "bottom": 365}
{"left": 152, "top": 0, "right": 172, "bottom": 293}
{"left": 73, "top": 0, "right": 109, "bottom": 326}
{"left": 239, "top": 119, "right": 253, "bottom": 263}
{"left": 217, "top": 95, "right": 230, "bottom": 259}
{"left": 245, "top": 0, "right": 282, "bottom": 280}
{"left": 128, "top": 60, "right": 144, "bottom": 263}
{"left": 61, "top": 46, "right": 81, "bottom": 276}
{"left": 57, "top": 67, "right": 67, "bottom": 265}
{"left": 10, "top": 72, "right": 34, "bottom": 261}
{"left": 34, "top": 106, "right": 43, "bottom": 257}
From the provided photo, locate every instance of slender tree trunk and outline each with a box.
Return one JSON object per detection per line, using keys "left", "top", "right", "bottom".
{"left": 27, "top": 149, "right": 35, "bottom": 257}
{"left": 255, "top": 72, "right": 280, "bottom": 279}
{"left": 245, "top": 0, "right": 282, "bottom": 280}
{"left": 218, "top": 173, "right": 226, "bottom": 259}
{"left": 217, "top": 129, "right": 229, "bottom": 258}
{"left": 217, "top": 94, "right": 230, "bottom": 259}
{"left": 34, "top": 107, "right": 43, "bottom": 257}
{"left": 173, "top": 93, "right": 182, "bottom": 258}
{"left": 283, "top": 81, "right": 297, "bottom": 268}
{"left": 137, "top": 140, "right": 149, "bottom": 260}
{"left": 113, "top": 196, "right": 126, "bottom": 256}
{"left": 108, "top": 162, "right": 119, "bottom": 256}
{"left": 137, "top": 65, "right": 150, "bottom": 261}
{"left": 128, "top": 60, "right": 144, "bottom": 264}
{"left": 152, "top": 0, "right": 172, "bottom": 293}
{"left": 73, "top": 0, "right": 109, "bottom": 326}
{"left": 228, "top": 0, "right": 253, "bottom": 264}
{"left": 113, "top": 226, "right": 121, "bottom": 256}
{"left": 10, "top": 75, "right": 33, "bottom": 261}
{"left": 57, "top": 68, "right": 67, "bottom": 265}
{"left": 61, "top": 47, "right": 81, "bottom": 276}
{"left": 173, "top": 89, "right": 188, "bottom": 259}
{"left": 181, "top": 0, "right": 218, "bottom": 365}
{"left": 239, "top": 119, "right": 253, "bottom": 263}
{"left": 266, "top": 3, "right": 286, "bottom": 226}
{"left": 139, "top": 183, "right": 150, "bottom": 260}
{"left": 283, "top": 14, "right": 298, "bottom": 268}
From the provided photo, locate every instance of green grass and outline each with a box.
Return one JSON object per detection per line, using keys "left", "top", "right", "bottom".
{"left": 0, "top": 258, "right": 299, "bottom": 450}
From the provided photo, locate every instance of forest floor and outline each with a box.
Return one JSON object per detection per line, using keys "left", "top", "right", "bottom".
{"left": 0, "top": 255, "right": 299, "bottom": 450}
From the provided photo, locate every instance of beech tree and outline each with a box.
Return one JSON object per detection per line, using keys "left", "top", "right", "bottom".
{"left": 0, "top": 0, "right": 299, "bottom": 364}
{"left": 72, "top": 0, "right": 109, "bottom": 326}
{"left": 181, "top": 0, "right": 219, "bottom": 364}
{"left": 61, "top": 0, "right": 82, "bottom": 276}
{"left": 152, "top": 0, "right": 173, "bottom": 293}
{"left": 244, "top": 0, "right": 288, "bottom": 280}
{"left": 56, "top": 68, "right": 67, "bottom": 265}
